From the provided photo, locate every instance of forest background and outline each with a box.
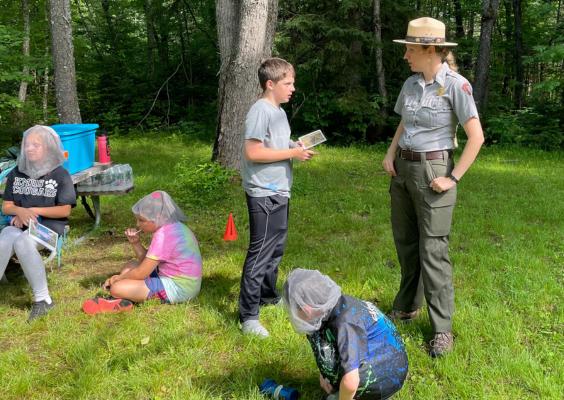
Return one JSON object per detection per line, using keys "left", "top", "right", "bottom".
{"left": 0, "top": 0, "right": 563, "bottom": 153}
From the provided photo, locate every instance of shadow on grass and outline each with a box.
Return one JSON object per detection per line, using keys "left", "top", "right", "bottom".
{"left": 194, "top": 271, "right": 241, "bottom": 324}
{"left": 0, "top": 262, "right": 33, "bottom": 310}
{"left": 78, "top": 274, "right": 113, "bottom": 290}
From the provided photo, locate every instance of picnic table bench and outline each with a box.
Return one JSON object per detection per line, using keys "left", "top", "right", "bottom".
{"left": 1, "top": 161, "right": 136, "bottom": 249}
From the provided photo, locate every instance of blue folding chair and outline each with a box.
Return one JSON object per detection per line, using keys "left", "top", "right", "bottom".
{"left": 0, "top": 165, "right": 14, "bottom": 186}
{"left": 43, "top": 228, "right": 66, "bottom": 268}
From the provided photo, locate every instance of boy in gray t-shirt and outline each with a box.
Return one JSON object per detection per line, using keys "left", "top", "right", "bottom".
{"left": 239, "top": 58, "right": 317, "bottom": 337}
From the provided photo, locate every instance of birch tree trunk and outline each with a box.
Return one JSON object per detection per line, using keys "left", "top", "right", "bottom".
{"left": 512, "top": 0, "right": 524, "bottom": 109}
{"left": 212, "top": 0, "right": 279, "bottom": 173}
{"left": 18, "top": 0, "right": 31, "bottom": 108}
{"left": 473, "top": 0, "right": 501, "bottom": 113}
{"left": 373, "top": 0, "right": 387, "bottom": 132}
{"left": 49, "top": 0, "right": 82, "bottom": 124}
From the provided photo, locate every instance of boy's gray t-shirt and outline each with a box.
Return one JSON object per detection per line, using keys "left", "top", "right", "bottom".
{"left": 242, "top": 99, "right": 295, "bottom": 198}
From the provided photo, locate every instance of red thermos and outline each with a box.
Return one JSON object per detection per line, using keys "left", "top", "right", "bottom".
{"left": 97, "top": 130, "right": 111, "bottom": 163}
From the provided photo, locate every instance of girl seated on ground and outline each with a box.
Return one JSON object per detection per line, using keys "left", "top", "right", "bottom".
{"left": 82, "top": 190, "right": 202, "bottom": 314}
{"left": 0, "top": 125, "right": 76, "bottom": 322}
{"left": 282, "top": 269, "right": 408, "bottom": 400}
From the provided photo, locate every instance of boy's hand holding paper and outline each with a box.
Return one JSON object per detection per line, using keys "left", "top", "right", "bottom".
{"left": 294, "top": 146, "right": 318, "bottom": 162}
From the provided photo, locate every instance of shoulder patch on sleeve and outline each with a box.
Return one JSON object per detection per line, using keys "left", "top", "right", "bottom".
{"left": 462, "top": 83, "right": 472, "bottom": 96}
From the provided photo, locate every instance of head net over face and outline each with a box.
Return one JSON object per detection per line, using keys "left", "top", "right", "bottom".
{"left": 131, "top": 190, "right": 187, "bottom": 226}
{"left": 18, "top": 125, "right": 65, "bottom": 179}
{"left": 282, "top": 268, "right": 342, "bottom": 335}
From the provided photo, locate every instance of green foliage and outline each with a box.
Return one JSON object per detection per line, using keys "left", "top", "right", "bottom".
{"left": 0, "top": 24, "right": 25, "bottom": 120}
{"left": 277, "top": 0, "right": 415, "bottom": 144}
{"left": 486, "top": 108, "right": 563, "bottom": 149}
{"left": 174, "top": 160, "right": 237, "bottom": 205}
{"left": 1, "top": 0, "right": 564, "bottom": 149}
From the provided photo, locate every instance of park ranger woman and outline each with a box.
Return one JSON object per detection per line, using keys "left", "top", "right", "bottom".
{"left": 382, "top": 17, "right": 484, "bottom": 357}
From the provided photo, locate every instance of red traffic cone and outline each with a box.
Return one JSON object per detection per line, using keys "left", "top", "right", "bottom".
{"left": 223, "top": 213, "right": 238, "bottom": 241}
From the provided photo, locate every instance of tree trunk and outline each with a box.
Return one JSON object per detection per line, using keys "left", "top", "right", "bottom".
{"left": 146, "top": 0, "right": 155, "bottom": 78}
{"left": 349, "top": 8, "right": 363, "bottom": 86}
{"left": 373, "top": 0, "right": 387, "bottom": 134}
{"left": 212, "top": 0, "right": 279, "bottom": 173}
{"left": 502, "top": 0, "right": 512, "bottom": 95}
{"left": 43, "top": 1, "right": 50, "bottom": 124}
{"left": 464, "top": 8, "right": 475, "bottom": 69}
{"left": 43, "top": 52, "right": 50, "bottom": 124}
{"left": 18, "top": 0, "right": 31, "bottom": 108}
{"left": 181, "top": 9, "right": 194, "bottom": 109}
{"left": 473, "top": 0, "right": 501, "bottom": 113}
{"left": 512, "top": 0, "right": 524, "bottom": 109}
{"left": 453, "top": 0, "right": 465, "bottom": 69}
{"left": 49, "top": 0, "right": 82, "bottom": 124}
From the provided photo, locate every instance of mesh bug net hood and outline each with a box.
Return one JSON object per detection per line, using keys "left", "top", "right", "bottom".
{"left": 282, "top": 268, "right": 342, "bottom": 335}
{"left": 131, "top": 190, "right": 187, "bottom": 226}
{"left": 18, "top": 125, "right": 65, "bottom": 179}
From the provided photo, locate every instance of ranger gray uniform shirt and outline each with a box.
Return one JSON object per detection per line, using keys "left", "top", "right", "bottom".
{"left": 242, "top": 99, "right": 298, "bottom": 198}
{"left": 394, "top": 62, "right": 479, "bottom": 152}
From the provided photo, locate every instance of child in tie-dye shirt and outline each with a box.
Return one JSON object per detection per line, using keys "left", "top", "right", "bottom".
{"left": 82, "top": 191, "right": 202, "bottom": 315}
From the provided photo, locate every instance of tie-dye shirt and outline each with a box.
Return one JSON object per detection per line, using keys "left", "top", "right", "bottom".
{"left": 146, "top": 222, "right": 202, "bottom": 303}
{"left": 307, "top": 295, "right": 408, "bottom": 400}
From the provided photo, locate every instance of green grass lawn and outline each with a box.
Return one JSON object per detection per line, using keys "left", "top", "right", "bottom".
{"left": 1, "top": 132, "right": 564, "bottom": 399}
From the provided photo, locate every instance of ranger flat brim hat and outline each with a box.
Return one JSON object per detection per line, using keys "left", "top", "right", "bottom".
{"left": 393, "top": 17, "right": 458, "bottom": 46}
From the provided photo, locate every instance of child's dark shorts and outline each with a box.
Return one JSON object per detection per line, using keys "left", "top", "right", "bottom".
{"left": 145, "top": 269, "right": 171, "bottom": 303}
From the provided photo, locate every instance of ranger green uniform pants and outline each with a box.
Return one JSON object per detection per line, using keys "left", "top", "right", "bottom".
{"left": 390, "top": 152, "right": 456, "bottom": 333}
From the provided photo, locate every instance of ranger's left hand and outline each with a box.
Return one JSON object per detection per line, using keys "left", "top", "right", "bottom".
{"left": 430, "top": 177, "right": 456, "bottom": 193}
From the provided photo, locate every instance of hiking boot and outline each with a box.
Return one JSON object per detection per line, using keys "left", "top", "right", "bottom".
{"left": 387, "top": 309, "right": 422, "bottom": 324}
{"left": 429, "top": 332, "right": 454, "bottom": 358}
{"left": 82, "top": 298, "right": 133, "bottom": 316}
{"left": 27, "top": 300, "right": 56, "bottom": 322}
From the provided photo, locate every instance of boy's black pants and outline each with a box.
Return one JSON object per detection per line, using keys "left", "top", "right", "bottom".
{"left": 239, "top": 193, "right": 289, "bottom": 323}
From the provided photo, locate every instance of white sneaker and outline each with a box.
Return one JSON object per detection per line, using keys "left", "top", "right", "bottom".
{"left": 240, "top": 320, "right": 270, "bottom": 337}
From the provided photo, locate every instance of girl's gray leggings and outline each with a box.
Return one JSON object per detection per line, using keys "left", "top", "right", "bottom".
{"left": 0, "top": 226, "right": 50, "bottom": 302}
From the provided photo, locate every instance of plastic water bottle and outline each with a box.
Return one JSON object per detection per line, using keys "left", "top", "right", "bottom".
{"left": 123, "top": 164, "right": 133, "bottom": 188}
{"left": 114, "top": 165, "right": 125, "bottom": 190}
{"left": 84, "top": 176, "right": 94, "bottom": 191}
{"left": 100, "top": 168, "right": 114, "bottom": 191}
{"left": 107, "top": 165, "right": 121, "bottom": 191}
{"left": 90, "top": 173, "right": 101, "bottom": 192}
{"left": 77, "top": 177, "right": 87, "bottom": 192}
{"left": 260, "top": 379, "right": 299, "bottom": 400}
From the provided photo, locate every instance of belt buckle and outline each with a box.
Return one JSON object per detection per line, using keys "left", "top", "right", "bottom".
{"left": 400, "top": 149, "right": 408, "bottom": 160}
